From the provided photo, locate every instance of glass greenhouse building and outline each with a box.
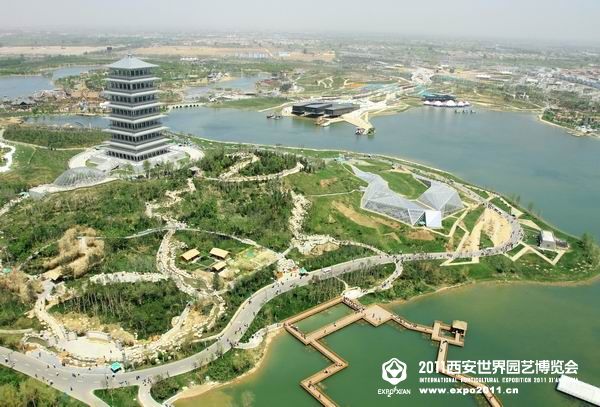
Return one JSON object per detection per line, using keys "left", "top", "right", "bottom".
{"left": 351, "top": 166, "right": 464, "bottom": 227}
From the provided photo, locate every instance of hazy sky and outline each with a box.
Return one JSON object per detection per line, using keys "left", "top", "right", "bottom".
{"left": 2, "top": 0, "right": 599, "bottom": 44}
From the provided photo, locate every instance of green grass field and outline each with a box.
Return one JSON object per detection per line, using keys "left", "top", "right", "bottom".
{"left": 3, "top": 126, "right": 108, "bottom": 148}
{"left": 304, "top": 193, "right": 448, "bottom": 254}
{"left": 0, "top": 365, "right": 85, "bottom": 407}
{"left": 285, "top": 162, "right": 365, "bottom": 195}
{"left": 213, "top": 97, "right": 288, "bottom": 110}
{"left": 0, "top": 144, "right": 78, "bottom": 204}
{"left": 95, "top": 386, "right": 140, "bottom": 407}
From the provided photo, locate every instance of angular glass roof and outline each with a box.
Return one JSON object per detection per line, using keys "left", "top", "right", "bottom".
{"left": 107, "top": 55, "right": 157, "bottom": 70}
{"left": 351, "top": 165, "right": 464, "bottom": 226}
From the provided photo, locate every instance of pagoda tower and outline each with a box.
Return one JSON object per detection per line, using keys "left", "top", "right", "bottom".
{"left": 103, "top": 55, "right": 169, "bottom": 162}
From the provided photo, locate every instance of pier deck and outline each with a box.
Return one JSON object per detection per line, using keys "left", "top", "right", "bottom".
{"left": 284, "top": 295, "right": 502, "bottom": 407}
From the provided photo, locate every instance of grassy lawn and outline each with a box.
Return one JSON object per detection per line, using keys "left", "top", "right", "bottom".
{"left": 378, "top": 171, "right": 428, "bottom": 199}
{"left": 50, "top": 280, "right": 191, "bottom": 339}
{"left": 462, "top": 205, "right": 485, "bottom": 231}
{"left": 354, "top": 161, "right": 428, "bottom": 199}
{"left": 287, "top": 245, "right": 374, "bottom": 271}
{"left": 94, "top": 386, "right": 140, "bottom": 407}
{"left": 285, "top": 162, "right": 365, "bottom": 195}
{"left": 0, "top": 144, "right": 78, "bottom": 204}
{"left": 0, "top": 365, "right": 85, "bottom": 407}
{"left": 213, "top": 97, "right": 288, "bottom": 110}
{"left": 304, "top": 193, "right": 448, "bottom": 254}
{"left": 3, "top": 126, "right": 108, "bottom": 148}
{"left": 490, "top": 197, "right": 512, "bottom": 214}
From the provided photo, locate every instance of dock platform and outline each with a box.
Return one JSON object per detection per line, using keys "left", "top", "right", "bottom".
{"left": 284, "top": 295, "right": 502, "bottom": 407}
{"left": 557, "top": 375, "right": 600, "bottom": 406}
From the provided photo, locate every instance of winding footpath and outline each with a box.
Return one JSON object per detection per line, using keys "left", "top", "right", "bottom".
{"left": 0, "top": 153, "right": 523, "bottom": 406}
{"left": 0, "top": 129, "right": 16, "bottom": 173}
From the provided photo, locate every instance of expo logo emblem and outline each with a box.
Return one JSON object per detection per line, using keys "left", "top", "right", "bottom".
{"left": 381, "top": 358, "right": 408, "bottom": 385}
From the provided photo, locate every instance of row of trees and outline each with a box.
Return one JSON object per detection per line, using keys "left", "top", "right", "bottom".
{"left": 179, "top": 180, "right": 294, "bottom": 251}
{"left": 198, "top": 149, "right": 237, "bottom": 177}
{"left": 238, "top": 150, "right": 303, "bottom": 177}
{"left": 3, "top": 126, "right": 108, "bottom": 149}
{"left": 0, "top": 373, "right": 83, "bottom": 407}
{"left": 52, "top": 281, "right": 189, "bottom": 339}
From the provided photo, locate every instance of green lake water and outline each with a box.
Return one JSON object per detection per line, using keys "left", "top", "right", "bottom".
{"left": 23, "top": 103, "right": 600, "bottom": 405}
{"left": 26, "top": 107, "right": 600, "bottom": 239}
{"left": 182, "top": 280, "right": 600, "bottom": 406}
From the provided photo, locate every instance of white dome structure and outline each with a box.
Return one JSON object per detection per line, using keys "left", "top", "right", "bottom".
{"left": 351, "top": 166, "right": 464, "bottom": 227}
{"left": 54, "top": 167, "right": 107, "bottom": 188}
{"left": 416, "top": 176, "right": 464, "bottom": 217}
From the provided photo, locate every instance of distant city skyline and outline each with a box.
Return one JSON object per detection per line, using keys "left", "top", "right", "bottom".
{"left": 1, "top": 0, "right": 599, "bottom": 45}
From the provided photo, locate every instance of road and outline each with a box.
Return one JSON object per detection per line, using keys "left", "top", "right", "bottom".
{"left": 0, "top": 255, "right": 396, "bottom": 406}
{"left": 0, "top": 166, "right": 523, "bottom": 406}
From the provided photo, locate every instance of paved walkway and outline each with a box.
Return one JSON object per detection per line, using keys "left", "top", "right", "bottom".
{"left": 284, "top": 297, "right": 502, "bottom": 407}
{"left": 0, "top": 149, "right": 524, "bottom": 406}
{"left": 0, "top": 130, "right": 16, "bottom": 173}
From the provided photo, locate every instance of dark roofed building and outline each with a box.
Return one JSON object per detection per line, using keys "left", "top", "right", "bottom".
{"left": 304, "top": 102, "right": 333, "bottom": 116}
{"left": 325, "top": 103, "right": 359, "bottom": 117}
{"left": 421, "top": 92, "right": 455, "bottom": 102}
{"left": 291, "top": 101, "right": 314, "bottom": 115}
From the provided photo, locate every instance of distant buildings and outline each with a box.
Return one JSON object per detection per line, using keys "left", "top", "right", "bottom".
{"left": 291, "top": 101, "right": 358, "bottom": 117}
{"left": 421, "top": 92, "right": 455, "bottom": 102}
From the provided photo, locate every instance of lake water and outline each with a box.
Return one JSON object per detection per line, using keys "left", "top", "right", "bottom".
{"left": 20, "top": 102, "right": 600, "bottom": 406}
{"left": 184, "top": 73, "right": 270, "bottom": 101}
{"left": 50, "top": 65, "right": 100, "bottom": 80}
{"left": 181, "top": 280, "right": 600, "bottom": 406}
{"left": 0, "top": 76, "right": 54, "bottom": 100}
{"left": 0, "top": 66, "right": 101, "bottom": 100}
{"left": 24, "top": 107, "right": 600, "bottom": 240}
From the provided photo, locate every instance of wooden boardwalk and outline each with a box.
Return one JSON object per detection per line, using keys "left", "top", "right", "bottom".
{"left": 283, "top": 296, "right": 502, "bottom": 407}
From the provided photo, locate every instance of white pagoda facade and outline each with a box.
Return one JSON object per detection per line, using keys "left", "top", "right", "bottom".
{"left": 103, "top": 55, "right": 170, "bottom": 162}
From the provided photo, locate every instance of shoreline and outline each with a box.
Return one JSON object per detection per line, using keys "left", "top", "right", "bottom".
{"left": 381, "top": 272, "right": 600, "bottom": 310}
{"left": 169, "top": 273, "right": 600, "bottom": 405}
{"left": 537, "top": 113, "right": 598, "bottom": 139}
{"left": 169, "top": 329, "right": 284, "bottom": 405}
{"left": 3, "top": 109, "right": 585, "bottom": 241}
{"left": 11, "top": 100, "right": 600, "bottom": 139}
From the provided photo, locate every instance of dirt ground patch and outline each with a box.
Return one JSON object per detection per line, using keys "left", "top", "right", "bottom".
{"left": 0, "top": 46, "right": 107, "bottom": 56}
{"left": 388, "top": 167, "right": 411, "bottom": 174}
{"left": 57, "top": 313, "right": 136, "bottom": 345}
{"left": 0, "top": 270, "right": 41, "bottom": 303}
{"left": 332, "top": 201, "right": 379, "bottom": 229}
{"left": 308, "top": 241, "right": 339, "bottom": 256}
{"left": 481, "top": 208, "right": 511, "bottom": 246}
{"left": 407, "top": 229, "right": 435, "bottom": 241}
{"left": 333, "top": 201, "right": 402, "bottom": 230}
{"left": 43, "top": 226, "right": 104, "bottom": 279}
{"left": 319, "top": 177, "right": 338, "bottom": 188}
{"left": 384, "top": 232, "right": 400, "bottom": 242}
